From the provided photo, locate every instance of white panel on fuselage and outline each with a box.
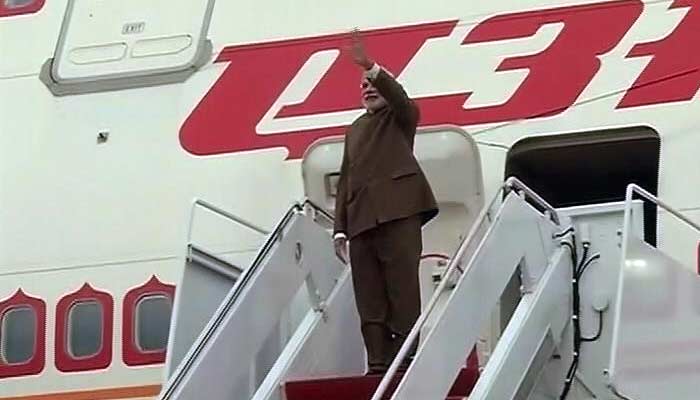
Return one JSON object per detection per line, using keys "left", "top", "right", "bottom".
{"left": 51, "top": 0, "right": 214, "bottom": 82}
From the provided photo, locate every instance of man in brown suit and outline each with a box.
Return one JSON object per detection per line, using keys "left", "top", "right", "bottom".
{"left": 333, "top": 31, "right": 438, "bottom": 374}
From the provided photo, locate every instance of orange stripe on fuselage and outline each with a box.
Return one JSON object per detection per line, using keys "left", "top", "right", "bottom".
{"left": 0, "top": 385, "right": 161, "bottom": 400}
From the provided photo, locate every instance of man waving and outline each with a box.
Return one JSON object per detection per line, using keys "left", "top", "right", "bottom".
{"left": 333, "top": 30, "right": 438, "bottom": 374}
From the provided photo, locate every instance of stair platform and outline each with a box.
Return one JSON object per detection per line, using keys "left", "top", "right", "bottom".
{"left": 284, "top": 366, "right": 479, "bottom": 400}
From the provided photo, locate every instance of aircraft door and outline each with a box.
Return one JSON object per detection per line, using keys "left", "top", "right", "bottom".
{"left": 301, "top": 125, "right": 485, "bottom": 308}
{"left": 41, "top": 0, "right": 214, "bottom": 95}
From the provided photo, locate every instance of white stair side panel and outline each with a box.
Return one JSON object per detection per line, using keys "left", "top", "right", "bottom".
{"left": 469, "top": 248, "right": 571, "bottom": 399}
{"left": 391, "top": 193, "right": 559, "bottom": 400}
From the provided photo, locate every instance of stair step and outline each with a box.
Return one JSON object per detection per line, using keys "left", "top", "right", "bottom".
{"left": 284, "top": 366, "right": 479, "bottom": 400}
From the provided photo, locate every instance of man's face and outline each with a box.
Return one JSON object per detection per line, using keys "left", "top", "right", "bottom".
{"left": 361, "top": 78, "right": 387, "bottom": 112}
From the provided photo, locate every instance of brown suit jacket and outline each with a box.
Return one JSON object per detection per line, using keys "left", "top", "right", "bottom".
{"left": 334, "top": 69, "right": 438, "bottom": 239}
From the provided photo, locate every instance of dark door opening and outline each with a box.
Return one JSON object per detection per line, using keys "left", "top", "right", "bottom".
{"left": 505, "top": 126, "right": 660, "bottom": 245}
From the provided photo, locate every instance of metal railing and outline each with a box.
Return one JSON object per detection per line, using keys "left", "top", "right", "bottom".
{"left": 186, "top": 198, "right": 333, "bottom": 246}
{"left": 607, "top": 184, "right": 700, "bottom": 400}
{"left": 621, "top": 184, "right": 700, "bottom": 236}
{"left": 371, "top": 177, "right": 560, "bottom": 400}
{"left": 188, "top": 198, "right": 271, "bottom": 240}
{"left": 505, "top": 178, "right": 561, "bottom": 225}
{"left": 301, "top": 198, "right": 335, "bottom": 225}
{"left": 161, "top": 198, "right": 333, "bottom": 400}
{"left": 186, "top": 199, "right": 272, "bottom": 269}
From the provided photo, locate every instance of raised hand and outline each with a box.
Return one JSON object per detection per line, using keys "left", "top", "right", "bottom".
{"left": 349, "top": 28, "right": 374, "bottom": 70}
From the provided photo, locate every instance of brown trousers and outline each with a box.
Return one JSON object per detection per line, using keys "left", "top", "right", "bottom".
{"left": 349, "top": 215, "right": 422, "bottom": 370}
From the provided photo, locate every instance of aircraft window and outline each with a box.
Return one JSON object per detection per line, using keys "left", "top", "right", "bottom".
{"left": 68, "top": 301, "right": 103, "bottom": 358}
{"left": 136, "top": 295, "right": 172, "bottom": 352}
{"left": 4, "top": 0, "right": 35, "bottom": 8}
{"left": 0, "top": 306, "right": 36, "bottom": 364}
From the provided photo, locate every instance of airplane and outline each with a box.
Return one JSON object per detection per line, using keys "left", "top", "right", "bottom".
{"left": 1, "top": 0, "right": 698, "bottom": 398}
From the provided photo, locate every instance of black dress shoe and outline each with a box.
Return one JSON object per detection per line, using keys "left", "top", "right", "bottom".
{"left": 366, "top": 365, "right": 388, "bottom": 376}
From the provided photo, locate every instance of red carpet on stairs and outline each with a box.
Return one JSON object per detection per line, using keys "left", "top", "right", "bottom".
{"left": 284, "top": 349, "right": 479, "bottom": 400}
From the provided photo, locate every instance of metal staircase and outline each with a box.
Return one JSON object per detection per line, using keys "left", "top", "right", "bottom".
{"left": 158, "top": 180, "right": 700, "bottom": 400}
{"left": 606, "top": 185, "right": 700, "bottom": 400}
{"left": 370, "top": 178, "right": 572, "bottom": 400}
{"left": 160, "top": 199, "right": 364, "bottom": 400}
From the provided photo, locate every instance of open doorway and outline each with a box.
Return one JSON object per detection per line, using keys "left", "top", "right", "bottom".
{"left": 505, "top": 126, "right": 660, "bottom": 244}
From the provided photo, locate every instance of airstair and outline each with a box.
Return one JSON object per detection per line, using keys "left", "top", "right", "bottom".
{"left": 158, "top": 178, "right": 700, "bottom": 400}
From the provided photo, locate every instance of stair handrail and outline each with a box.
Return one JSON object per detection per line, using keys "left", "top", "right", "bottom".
{"left": 187, "top": 199, "right": 271, "bottom": 243}
{"left": 301, "top": 198, "right": 335, "bottom": 225}
{"left": 161, "top": 199, "right": 333, "bottom": 400}
{"left": 504, "top": 177, "right": 560, "bottom": 225}
{"left": 371, "top": 177, "right": 560, "bottom": 400}
{"left": 621, "top": 184, "right": 700, "bottom": 235}
{"left": 607, "top": 184, "right": 700, "bottom": 399}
